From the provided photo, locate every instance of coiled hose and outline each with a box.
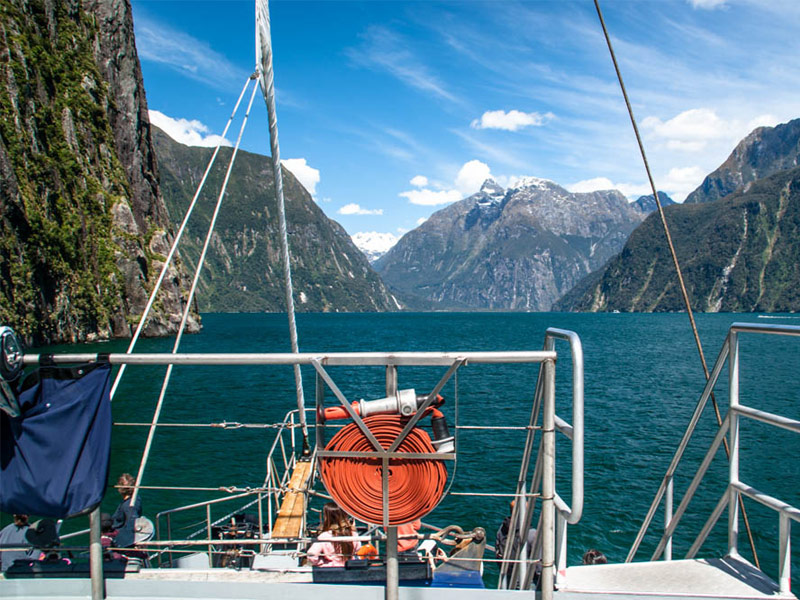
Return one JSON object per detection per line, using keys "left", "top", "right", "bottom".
{"left": 319, "top": 414, "right": 447, "bottom": 525}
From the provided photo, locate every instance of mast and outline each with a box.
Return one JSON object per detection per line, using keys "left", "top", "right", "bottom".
{"left": 255, "top": 0, "right": 309, "bottom": 453}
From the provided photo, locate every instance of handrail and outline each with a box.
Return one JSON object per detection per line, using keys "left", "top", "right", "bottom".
{"left": 22, "top": 350, "right": 556, "bottom": 366}
{"left": 628, "top": 322, "right": 800, "bottom": 594}
{"left": 544, "top": 327, "right": 584, "bottom": 525}
{"left": 626, "top": 335, "right": 731, "bottom": 562}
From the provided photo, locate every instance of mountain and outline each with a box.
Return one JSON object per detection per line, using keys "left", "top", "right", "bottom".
{"left": 555, "top": 166, "right": 800, "bottom": 312}
{"left": 633, "top": 192, "right": 675, "bottom": 213}
{"left": 374, "top": 178, "right": 645, "bottom": 311}
{"left": 351, "top": 231, "right": 399, "bottom": 263}
{"left": 152, "top": 127, "right": 399, "bottom": 312}
{"left": 685, "top": 118, "right": 800, "bottom": 204}
{"left": 0, "top": 0, "right": 196, "bottom": 345}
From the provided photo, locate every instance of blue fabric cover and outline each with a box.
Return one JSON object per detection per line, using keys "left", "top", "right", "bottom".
{"left": 0, "top": 363, "right": 112, "bottom": 518}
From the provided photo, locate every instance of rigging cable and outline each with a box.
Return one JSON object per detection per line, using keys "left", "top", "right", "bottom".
{"left": 131, "top": 80, "right": 262, "bottom": 505}
{"left": 109, "top": 76, "right": 256, "bottom": 401}
{"left": 593, "top": 0, "right": 759, "bottom": 568}
{"left": 255, "top": 0, "right": 309, "bottom": 454}
{"left": 319, "top": 414, "right": 447, "bottom": 526}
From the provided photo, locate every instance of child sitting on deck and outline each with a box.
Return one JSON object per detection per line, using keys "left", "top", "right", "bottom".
{"left": 307, "top": 503, "right": 361, "bottom": 567}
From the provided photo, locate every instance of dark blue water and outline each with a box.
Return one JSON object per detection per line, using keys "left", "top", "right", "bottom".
{"left": 6, "top": 312, "right": 800, "bottom": 590}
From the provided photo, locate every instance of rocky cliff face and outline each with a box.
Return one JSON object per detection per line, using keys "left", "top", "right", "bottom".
{"left": 685, "top": 118, "right": 800, "bottom": 204}
{"left": 374, "top": 178, "right": 645, "bottom": 310}
{"left": 153, "top": 127, "right": 400, "bottom": 313}
{"left": 555, "top": 166, "right": 800, "bottom": 312}
{"left": 0, "top": 0, "right": 196, "bottom": 345}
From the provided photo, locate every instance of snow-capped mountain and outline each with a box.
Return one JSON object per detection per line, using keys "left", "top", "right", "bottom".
{"left": 374, "top": 178, "right": 645, "bottom": 311}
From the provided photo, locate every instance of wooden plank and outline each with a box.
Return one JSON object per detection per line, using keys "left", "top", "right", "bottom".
{"left": 271, "top": 460, "right": 313, "bottom": 539}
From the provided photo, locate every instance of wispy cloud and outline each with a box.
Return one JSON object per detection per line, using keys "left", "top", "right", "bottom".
{"left": 134, "top": 13, "right": 249, "bottom": 91}
{"left": 149, "top": 110, "right": 231, "bottom": 148}
{"left": 346, "top": 26, "right": 463, "bottom": 106}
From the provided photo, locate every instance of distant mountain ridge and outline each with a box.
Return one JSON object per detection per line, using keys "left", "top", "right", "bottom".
{"left": 374, "top": 178, "right": 645, "bottom": 310}
{"left": 556, "top": 165, "right": 800, "bottom": 312}
{"left": 633, "top": 192, "right": 674, "bottom": 213}
{"left": 685, "top": 118, "right": 800, "bottom": 204}
{"left": 153, "top": 127, "right": 399, "bottom": 313}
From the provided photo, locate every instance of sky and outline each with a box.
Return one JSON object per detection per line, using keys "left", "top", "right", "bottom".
{"left": 132, "top": 0, "right": 800, "bottom": 253}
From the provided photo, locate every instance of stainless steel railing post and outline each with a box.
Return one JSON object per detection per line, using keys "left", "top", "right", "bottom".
{"left": 89, "top": 507, "right": 104, "bottom": 600}
{"left": 540, "top": 358, "right": 556, "bottom": 599}
{"left": 665, "top": 476, "right": 673, "bottom": 560}
{"left": 779, "top": 513, "right": 791, "bottom": 594}
{"left": 728, "top": 330, "right": 740, "bottom": 557}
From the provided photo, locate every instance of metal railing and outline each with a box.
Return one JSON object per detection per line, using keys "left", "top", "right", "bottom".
{"left": 499, "top": 327, "right": 584, "bottom": 592}
{"left": 22, "top": 344, "right": 586, "bottom": 599}
{"left": 628, "top": 322, "right": 800, "bottom": 594}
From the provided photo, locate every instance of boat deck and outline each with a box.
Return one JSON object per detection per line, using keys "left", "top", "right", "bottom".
{"left": 2, "top": 556, "right": 794, "bottom": 600}
{"left": 559, "top": 556, "right": 794, "bottom": 600}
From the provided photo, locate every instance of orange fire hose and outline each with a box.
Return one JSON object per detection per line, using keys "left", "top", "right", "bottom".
{"left": 319, "top": 414, "right": 447, "bottom": 525}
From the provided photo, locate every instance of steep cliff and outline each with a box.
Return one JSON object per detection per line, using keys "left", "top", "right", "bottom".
{"left": 0, "top": 0, "right": 196, "bottom": 345}
{"left": 684, "top": 118, "right": 800, "bottom": 204}
{"left": 555, "top": 166, "right": 800, "bottom": 312}
{"left": 374, "top": 178, "right": 644, "bottom": 311}
{"left": 153, "top": 127, "right": 400, "bottom": 313}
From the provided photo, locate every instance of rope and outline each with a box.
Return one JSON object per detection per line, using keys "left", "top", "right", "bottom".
{"left": 319, "top": 415, "right": 447, "bottom": 525}
{"left": 255, "top": 0, "right": 308, "bottom": 448}
{"left": 131, "top": 81, "right": 261, "bottom": 505}
{"left": 109, "top": 76, "right": 255, "bottom": 401}
{"left": 594, "top": 0, "right": 759, "bottom": 568}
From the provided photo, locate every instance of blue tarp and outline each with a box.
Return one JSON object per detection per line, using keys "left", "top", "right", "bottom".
{"left": 0, "top": 362, "right": 112, "bottom": 518}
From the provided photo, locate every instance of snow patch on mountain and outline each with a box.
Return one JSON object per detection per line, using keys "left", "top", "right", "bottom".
{"left": 352, "top": 231, "right": 400, "bottom": 263}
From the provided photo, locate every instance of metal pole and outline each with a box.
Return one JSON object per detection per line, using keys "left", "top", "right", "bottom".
{"left": 207, "top": 505, "right": 213, "bottom": 568}
{"left": 386, "top": 526, "right": 399, "bottom": 600}
{"left": 540, "top": 359, "right": 556, "bottom": 599}
{"left": 779, "top": 513, "right": 791, "bottom": 594}
{"left": 665, "top": 476, "right": 673, "bottom": 560}
{"left": 728, "top": 331, "right": 740, "bottom": 557}
{"left": 89, "top": 507, "right": 104, "bottom": 600}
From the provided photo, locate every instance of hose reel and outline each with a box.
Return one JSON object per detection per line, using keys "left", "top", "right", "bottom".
{"left": 318, "top": 389, "right": 453, "bottom": 525}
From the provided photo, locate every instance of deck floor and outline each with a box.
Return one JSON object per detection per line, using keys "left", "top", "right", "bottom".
{"left": 559, "top": 556, "right": 794, "bottom": 599}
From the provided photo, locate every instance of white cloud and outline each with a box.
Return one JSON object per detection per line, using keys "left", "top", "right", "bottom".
{"left": 149, "top": 110, "right": 231, "bottom": 148}
{"left": 660, "top": 166, "right": 707, "bottom": 202}
{"left": 399, "top": 159, "right": 494, "bottom": 207}
{"left": 567, "top": 177, "right": 651, "bottom": 199}
{"left": 338, "top": 203, "right": 384, "bottom": 215}
{"left": 642, "top": 108, "right": 730, "bottom": 151}
{"left": 455, "top": 160, "right": 492, "bottom": 196}
{"left": 416, "top": 217, "right": 427, "bottom": 226}
{"left": 747, "top": 114, "right": 780, "bottom": 132}
{"left": 470, "top": 110, "right": 554, "bottom": 131}
{"left": 410, "top": 175, "right": 428, "bottom": 187}
{"left": 282, "top": 158, "right": 320, "bottom": 196}
{"left": 399, "top": 189, "right": 463, "bottom": 206}
{"left": 688, "top": 0, "right": 727, "bottom": 9}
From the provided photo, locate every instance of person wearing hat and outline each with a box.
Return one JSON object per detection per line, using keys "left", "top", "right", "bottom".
{"left": 0, "top": 514, "right": 33, "bottom": 572}
{"left": 25, "top": 518, "right": 62, "bottom": 560}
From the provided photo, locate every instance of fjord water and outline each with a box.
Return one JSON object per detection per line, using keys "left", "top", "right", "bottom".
{"left": 20, "top": 312, "right": 800, "bottom": 587}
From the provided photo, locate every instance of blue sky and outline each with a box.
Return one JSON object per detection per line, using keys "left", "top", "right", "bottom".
{"left": 132, "top": 0, "right": 800, "bottom": 252}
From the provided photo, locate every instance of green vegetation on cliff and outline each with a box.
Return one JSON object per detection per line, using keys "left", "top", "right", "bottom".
{"left": 153, "top": 127, "right": 398, "bottom": 313}
{"left": 556, "top": 166, "right": 800, "bottom": 312}
{"left": 0, "top": 0, "right": 126, "bottom": 343}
